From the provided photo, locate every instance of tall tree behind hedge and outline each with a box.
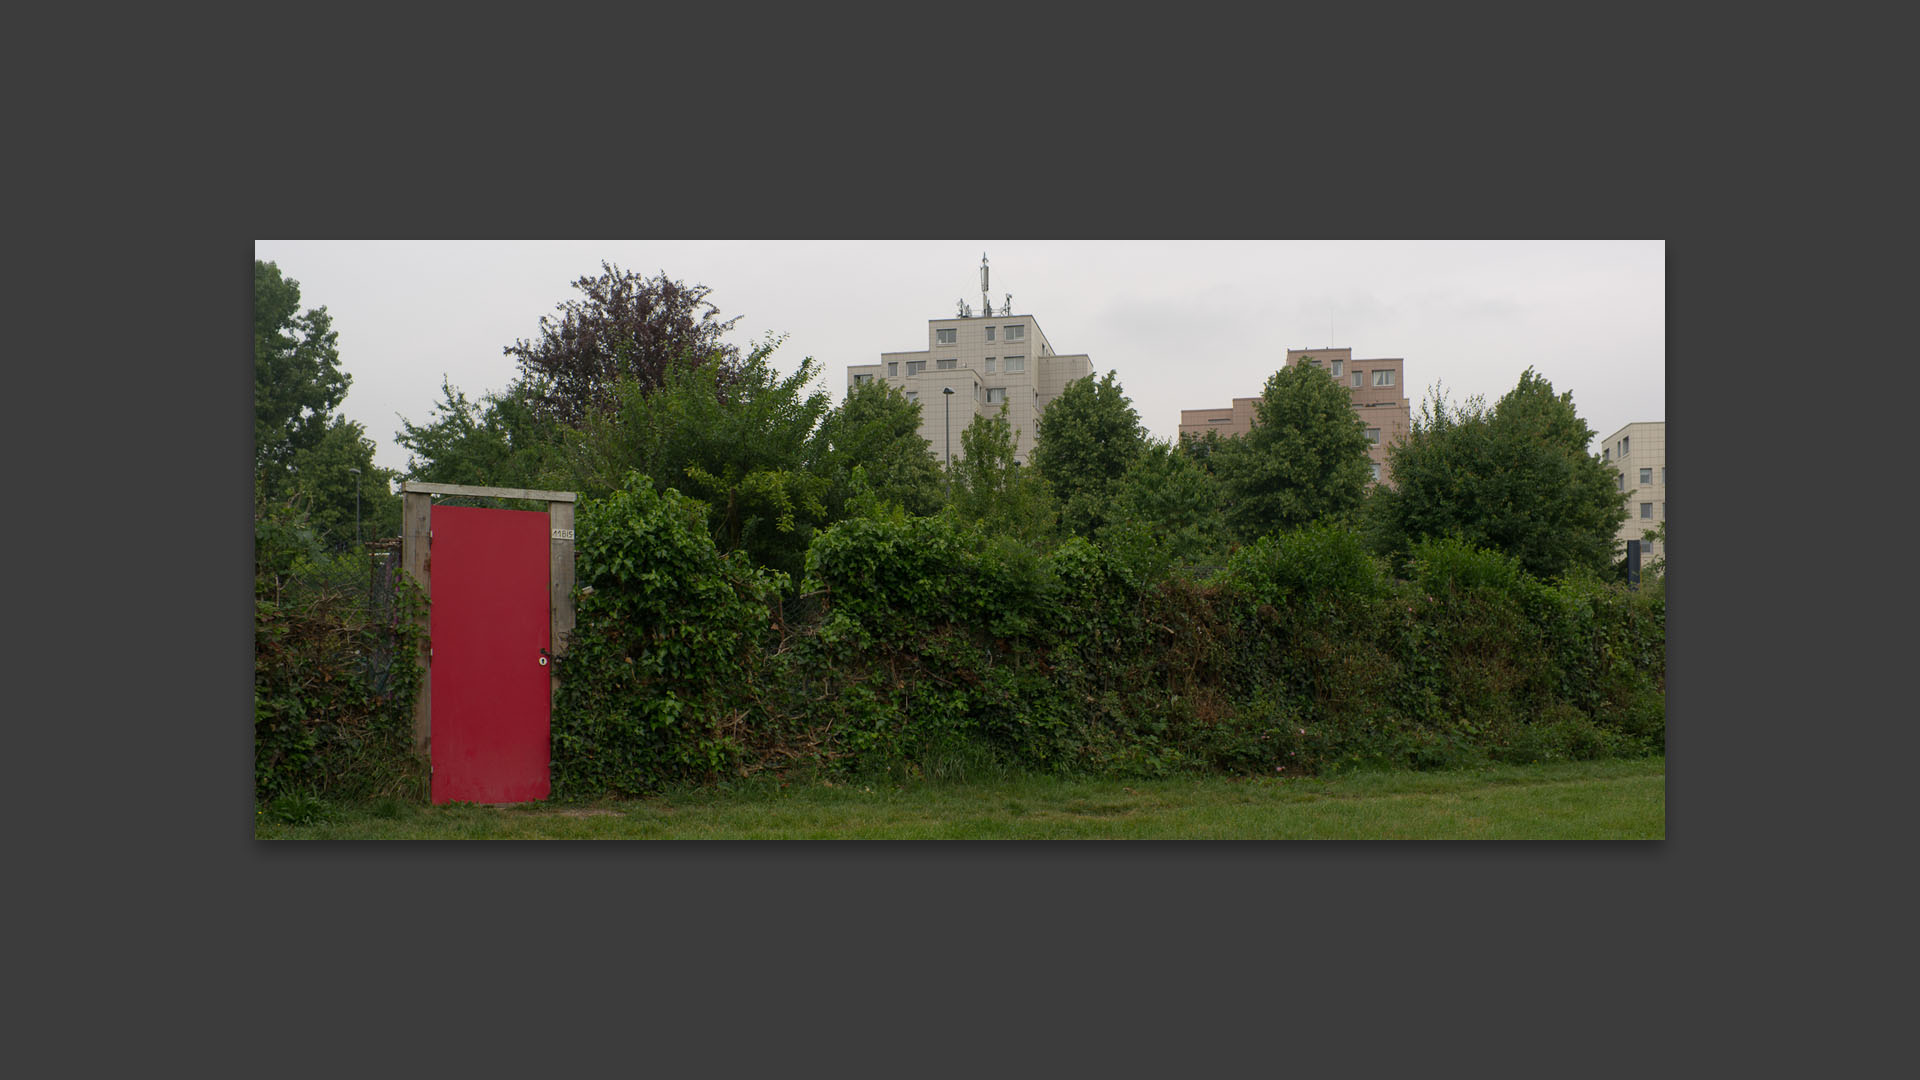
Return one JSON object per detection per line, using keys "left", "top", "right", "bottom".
{"left": 947, "top": 406, "right": 1058, "bottom": 546}
{"left": 566, "top": 338, "right": 831, "bottom": 583}
{"left": 256, "top": 260, "right": 398, "bottom": 544}
{"left": 255, "top": 260, "right": 348, "bottom": 486}
{"left": 509, "top": 262, "right": 742, "bottom": 426}
{"left": 1369, "top": 369, "right": 1626, "bottom": 579}
{"left": 1097, "top": 440, "right": 1227, "bottom": 576}
{"left": 395, "top": 378, "right": 565, "bottom": 490}
{"left": 1031, "top": 370, "right": 1148, "bottom": 537}
{"left": 810, "top": 379, "right": 945, "bottom": 520}
{"left": 1214, "top": 361, "right": 1372, "bottom": 540}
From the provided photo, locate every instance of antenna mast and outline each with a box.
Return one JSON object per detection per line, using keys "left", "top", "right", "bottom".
{"left": 980, "top": 253, "right": 990, "bottom": 318}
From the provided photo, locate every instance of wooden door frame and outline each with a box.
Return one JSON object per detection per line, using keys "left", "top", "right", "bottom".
{"left": 400, "top": 481, "right": 577, "bottom": 758}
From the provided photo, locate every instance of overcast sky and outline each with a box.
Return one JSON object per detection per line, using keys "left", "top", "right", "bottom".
{"left": 252, "top": 240, "right": 1664, "bottom": 478}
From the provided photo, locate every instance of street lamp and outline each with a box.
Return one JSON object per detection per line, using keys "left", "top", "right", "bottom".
{"left": 349, "top": 466, "right": 362, "bottom": 546}
{"left": 942, "top": 387, "right": 955, "bottom": 492}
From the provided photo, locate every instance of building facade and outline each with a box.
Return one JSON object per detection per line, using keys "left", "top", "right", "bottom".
{"left": 846, "top": 312, "right": 1092, "bottom": 466}
{"left": 1178, "top": 347, "right": 1412, "bottom": 484}
{"left": 1600, "top": 421, "right": 1666, "bottom": 567}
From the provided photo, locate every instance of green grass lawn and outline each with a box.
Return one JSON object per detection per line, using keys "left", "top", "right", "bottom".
{"left": 255, "top": 756, "right": 1664, "bottom": 839}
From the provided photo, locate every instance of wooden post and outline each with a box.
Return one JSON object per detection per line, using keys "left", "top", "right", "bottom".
{"left": 548, "top": 499, "right": 576, "bottom": 708}
{"left": 402, "top": 490, "right": 433, "bottom": 756}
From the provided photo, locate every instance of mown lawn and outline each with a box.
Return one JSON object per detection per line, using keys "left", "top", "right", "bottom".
{"left": 255, "top": 756, "right": 1664, "bottom": 839}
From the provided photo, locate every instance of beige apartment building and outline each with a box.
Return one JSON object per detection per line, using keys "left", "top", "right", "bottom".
{"left": 846, "top": 311, "right": 1092, "bottom": 466}
{"left": 1600, "top": 421, "right": 1665, "bottom": 567}
{"left": 1178, "top": 347, "right": 1412, "bottom": 483}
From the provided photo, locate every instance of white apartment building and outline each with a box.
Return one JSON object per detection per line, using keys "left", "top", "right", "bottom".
{"left": 847, "top": 311, "right": 1092, "bottom": 466}
{"left": 1600, "top": 420, "right": 1665, "bottom": 567}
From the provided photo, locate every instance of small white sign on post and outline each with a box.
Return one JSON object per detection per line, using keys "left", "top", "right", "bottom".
{"left": 551, "top": 529, "right": 574, "bottom": 541}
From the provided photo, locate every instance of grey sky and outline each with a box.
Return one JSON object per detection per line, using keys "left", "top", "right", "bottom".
{"left": 252, "top": 240, "right": 1664, "bottom": 478}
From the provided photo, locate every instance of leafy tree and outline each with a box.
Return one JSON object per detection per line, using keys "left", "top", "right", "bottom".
{"left": 281, "top": 418, "right": 402, "bottom": 545}
{"left": 255, "top": 260, "right": 349, "bottom": 488}
{"left": 1368, "top": 369, "right": 1626, "bottom": 580}
{"left": 946, "top": 405, "right": 1057, "bottom": 546}
{"left": 565, "top": 337, "right": 830, "bottom": 582}
{"left": 1097, "top": 440, "right": 1228, "bottom": 576}
{"left": 395, "top": 379, "right": 565, "bottom": 490}
{"left": 1213, "top": 361, "right": 1372, "bottom": 540}
{"left": 810, "top": 379, "right": 945, "bottom": 520}
{"left": 1642, "top": 519, "right": 1666, "bottom": 579}
{"left": 1030, "top": 370, "right": 1148, "bottom": 536}
{"left": 508, "top": 262, "right": 742, "bottom": 426}
{"left": 255, "top": 260, "right": 398, "bottom": 546}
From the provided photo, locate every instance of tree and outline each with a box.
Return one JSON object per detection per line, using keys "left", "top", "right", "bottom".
{"left": 255, "top": 260, "right": 349, "bottom": 488}
{"left": 946, "top": 406, "right": 1057, "bottom": 546}
{"left": 565, "top": 337, "right": 831, "bottom": 582}
{"left": 1097, "top": 440, "right": 1227, "bottom": 575}
{"left": 508, "top": 262, "right": 742, "bottom": 427}
{"left": 1030, "top": 370, "right": 1148, "bottom": 536}
{"left": 283, "top": 418, "right": 402, "bottom": 545}
{"left": 810, "top": 379, "right": 945, "bottom": 521}
{"left": 1368, "top": 369, "right": 1626, "bottom": 580}
{"left": 1213, "top": 361, "right": 1372, "bottom": 541}
{"left": 395, "top": 378, "right": 565, "bottom": 490}
{"left": 255, "top": 260, "right": 396, "bottom": 546}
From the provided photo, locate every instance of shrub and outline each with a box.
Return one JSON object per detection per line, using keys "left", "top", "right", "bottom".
{"left": 254, "top": 503, "right": 424, "bottom": 802}
{"left": 549, "top": 472, "right": 783, "bottom": 797}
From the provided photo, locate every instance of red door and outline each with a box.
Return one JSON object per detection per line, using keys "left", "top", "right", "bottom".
{"left": 430, "top": 505, "right": 552, "bottom": 804}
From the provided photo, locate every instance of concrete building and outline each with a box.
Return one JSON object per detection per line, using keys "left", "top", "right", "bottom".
{"left": 1600, "top": 421, "right": 1666, "bottom": 567}
{"left": 1178, "top": 347, "right": 1412, "bottom": 484}
{"left": 846, "top": 307, "right": 1092, "bottom": 466}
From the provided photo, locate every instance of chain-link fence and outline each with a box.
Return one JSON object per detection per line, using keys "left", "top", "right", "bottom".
{"left": 261, "top": 535, "right": 411, "bottom": 694}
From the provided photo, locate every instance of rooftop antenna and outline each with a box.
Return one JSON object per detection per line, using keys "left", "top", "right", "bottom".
{"left": 980, "top": 252, "right": 990, "bottom": 318}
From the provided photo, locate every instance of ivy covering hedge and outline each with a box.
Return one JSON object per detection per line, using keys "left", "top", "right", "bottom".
{"left": 254, "top": 506, "right": 425, "bottom": 801}
{"left": 546, "top": 474, "right": 1665, "bottom": 797}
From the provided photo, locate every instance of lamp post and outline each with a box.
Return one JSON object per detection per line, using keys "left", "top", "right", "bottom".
{"left": 349, "top": 466, "right": 362, "bottom": 546}
{"left": 942, "top": 387, "right": 955, "bottom": 492}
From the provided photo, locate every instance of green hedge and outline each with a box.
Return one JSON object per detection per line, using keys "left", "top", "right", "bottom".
{"left": 253, "top": 506, "right": 424, "bottom": 802}
{"left": 540, "top": 494, "right": 1664, "bottom": 795}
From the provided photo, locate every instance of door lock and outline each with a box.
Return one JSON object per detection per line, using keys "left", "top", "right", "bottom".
{"left": 539, "top": 647, "right": 552, "bottom": 667}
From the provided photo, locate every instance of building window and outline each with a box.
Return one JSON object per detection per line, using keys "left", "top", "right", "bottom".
{"left": 906, "top": 360, "right": 927, "bottom": 375}
{"left": 887, "top": 362, "right": 898, "bottom": 377}
{"left": 1352, "top": 372, "right": 1363, "bottom": 388}
{"left": 985, "top": 357, "right": 996, "bottom": 373}
{"left": 985, "top": 326, "right": 995, "bottom": 342}
{"left": 1366, "top": 427, "right": 1380, "bottom": 444}
{"left": 1004, "top": 324, "right": 1025, "bottom": 341}
{"left": 1641, "top": 502, "right": 1653, "bottom": 519}
{"left": 1370, "top": 462, "right": 1381, "bottom": 482}
{"left": 1640, "top": 467, "right": 1652, "bottom": 484}
{"left": 1603, "top": 447, "right": 1610, "bottom": 462}
{"left": 905, "top": 391, "right": 918, "bottom": 403}
{"left": 1373, "top": 369, "right": 1395, "bottom": 387}
{"left": 1621, "top": 436, "right": 1629, "bottom": 456}
{"left": 1617, "top": 474, "right": 1626, "bottom": 492}
{"left": 936, "top": 328, "right": 957, "bottom": 345}
{"left": 853, "top": 374, "right": 873, "bottom": 386}
{"left": 1332, "top": 360, "right": 1343, "bottom": 377}
{"left": 986, "top": 387, "right": 1006, "bottom": 404}
{"left": 937, "top": 358, "right": 957, "bottom": 370}
{"left": 1209, "top": 416, "right": 1230, "bottom": 423}
{"left": 1004, "top": 355, "right": 1025, "bottom": 373}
